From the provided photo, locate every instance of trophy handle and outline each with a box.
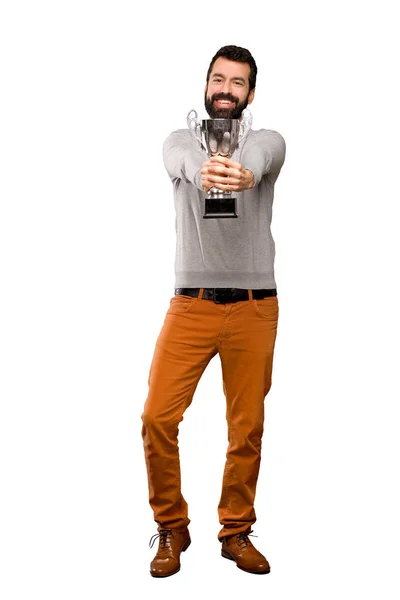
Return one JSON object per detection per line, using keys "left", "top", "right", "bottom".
{"left": 239, "top": 108, "right": 253, "bottom": 143}
{"left": 187, "top": 109, "right": 206, "bottom": 151}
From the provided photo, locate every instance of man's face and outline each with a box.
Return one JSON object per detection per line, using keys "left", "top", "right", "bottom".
{"left": 204, "top": 56, "right": 255, "bottom": 119}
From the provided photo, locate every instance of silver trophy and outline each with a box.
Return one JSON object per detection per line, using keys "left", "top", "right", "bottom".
{"left": 187, "top": 108, "right": 253, "bottom": 218}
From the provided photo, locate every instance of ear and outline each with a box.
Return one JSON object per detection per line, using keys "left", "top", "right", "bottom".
{"left": 248, "top": 88, "right": 255, "bottom": 105}
{"left": 204, "top": 83, "right": 208, "bottom": 95}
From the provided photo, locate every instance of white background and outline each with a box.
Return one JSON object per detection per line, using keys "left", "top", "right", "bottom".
{"left": 1, "top": 0, "right": 399, "bottom": 598}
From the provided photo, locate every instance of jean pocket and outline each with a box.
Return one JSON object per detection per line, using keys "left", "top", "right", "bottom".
{"left": 168, "top": 294, "right": 195, "bottom": 314}
{"left": 253, "top": 296, "right": 279, "bottom": 320}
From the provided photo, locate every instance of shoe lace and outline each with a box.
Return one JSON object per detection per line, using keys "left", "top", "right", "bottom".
{"left": 236, "top": 529, "right": 258, "bottom": 548}
{"left": 149, "top": 529, "right": 174, "bottom": 549}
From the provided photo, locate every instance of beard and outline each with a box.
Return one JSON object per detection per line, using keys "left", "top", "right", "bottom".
{"left": 204, "top": 90, "right": 251, "bottom": 119}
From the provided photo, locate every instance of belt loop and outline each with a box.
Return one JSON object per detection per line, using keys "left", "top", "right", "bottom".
{"left": 198, "top": 288, "right": 204, "bottom": 300}
{"left": 248, "top": 289, "right": 253, "bottom": 301}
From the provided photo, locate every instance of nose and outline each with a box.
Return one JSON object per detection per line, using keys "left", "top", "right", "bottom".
{"left": 221, "top": 80, "right": 232, "bottom": 95}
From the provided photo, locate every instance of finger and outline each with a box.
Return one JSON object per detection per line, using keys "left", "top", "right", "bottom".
{"left": 209, "top": 155, "right": 229, "bottom": 166}
{"left": 209, "top": 156, "right": 242, "bottom": 170}
{"left": 207, "top": 164, "right": 230, "bottom": 176}
{"left": 222, "top": 167, "right": 241, "bottom": 179}
{"left": 207, "top": 175, "right": 230, "bottom": 185}
{"left": 212, "top": 182, "right": 236, "bottom": 191}
{"left": 225, "top": 158, "right": 242, "bottom": 170}
{"left": 209, "top": 166, "right": 242, "bottom": 183}
{"left": 202, "top": 175, "right": 214, "bottom": 186}
{"left": 208, "top": 175, "right": 240, "bottom": 186}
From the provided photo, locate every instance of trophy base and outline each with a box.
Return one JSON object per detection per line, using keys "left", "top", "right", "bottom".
{"left": 203, "top": 196, "right": 238, "bottom": 219}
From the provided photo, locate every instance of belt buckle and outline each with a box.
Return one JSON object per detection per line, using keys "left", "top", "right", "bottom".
{"left": 213, "top": 288, "right": 234, "bottom": 304}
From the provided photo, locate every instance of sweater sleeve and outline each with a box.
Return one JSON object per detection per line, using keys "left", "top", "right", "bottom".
{"left": 163, "top": 130, "right": 207, "bottom": 191}
{"left": 241, "top": 129, "right": 286, "bottom": 186}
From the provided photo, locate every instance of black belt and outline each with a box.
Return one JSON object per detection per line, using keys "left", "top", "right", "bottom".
{"left": 174, "top": 287, "right": 277, "bottom": 304}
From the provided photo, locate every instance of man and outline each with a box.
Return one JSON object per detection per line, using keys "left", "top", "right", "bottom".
{"left": 141, "top": 45, "right": 286, "bottom": 577}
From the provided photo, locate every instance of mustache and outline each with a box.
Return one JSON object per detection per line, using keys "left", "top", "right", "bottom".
{"left": 211, "top": 92, "right": 239, "bottom": 104}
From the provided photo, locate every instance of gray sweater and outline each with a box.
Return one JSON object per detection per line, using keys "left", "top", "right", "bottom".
{"left": 163, "top": 126, "right": 286, "bottom": 290}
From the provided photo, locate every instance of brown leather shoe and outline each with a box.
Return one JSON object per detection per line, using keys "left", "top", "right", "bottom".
{"left": 149, "top": 528, "right": 191, "bottom": 577}
{"left": 221, "top": 529, "right": 270, "bottom": 574}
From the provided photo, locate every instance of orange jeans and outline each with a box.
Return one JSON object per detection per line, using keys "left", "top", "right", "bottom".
{"left": 141, "top": 288, "right": 279, "bottom": 541}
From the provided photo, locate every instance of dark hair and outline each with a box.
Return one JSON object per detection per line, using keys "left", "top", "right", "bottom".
{"left": 206, "top": 45, "right": 257, "bottom": 91}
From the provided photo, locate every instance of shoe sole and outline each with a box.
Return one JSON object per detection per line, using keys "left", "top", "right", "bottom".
{"left": 221, "top": 549, "right": 271, "bottom": 574}
{"left": 150, "top": 537, "right": 191, "bottom": 578}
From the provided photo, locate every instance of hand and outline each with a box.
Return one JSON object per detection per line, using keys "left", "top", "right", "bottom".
{"left": 200, "top": 155, "right": 255, "bottom": 193}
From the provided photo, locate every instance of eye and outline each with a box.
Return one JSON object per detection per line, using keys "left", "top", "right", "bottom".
{"left": 213, "top": 77, "right": 222, "bottom": 82}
